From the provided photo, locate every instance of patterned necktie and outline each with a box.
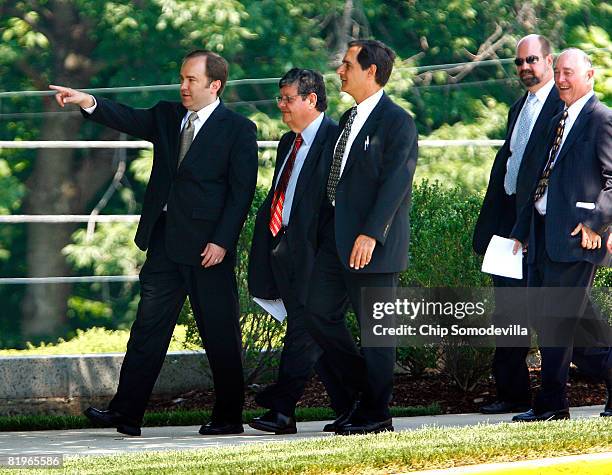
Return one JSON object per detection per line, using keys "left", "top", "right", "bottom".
{"left": 504, "top": 93, "right": 538, "bottom": 194}
{"left": 177, "top": 111, "right": 199, "bottom": 169}
{"left": 533, "top": 109, "right": 569, "bottom": 202}
{"left": 269, "top": 134, "right": 303, "bottom": 236}
{"left": 327, "top": 106, "right": 358, "bottom": 203}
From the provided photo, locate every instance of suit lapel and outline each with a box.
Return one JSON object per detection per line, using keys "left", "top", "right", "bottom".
{"left": 553, "top": 95, "right": 596, "bottom": 166}
{"left": 339, "top": 93, "right": 387, "bottom": 180}
{"left": 291, "top": 116, "right": 331, "bottom": 211}
{"left": 506, "top": 93, "right": 527, "bottom": 140}
{"left": 270, "top": 133, "right": 295, "bottom": 189}
{"left": 177, "top": 102, "right": 229, "bottom": 171}
{"left": 169, "top": 103, "right": 186, "bottom": 174}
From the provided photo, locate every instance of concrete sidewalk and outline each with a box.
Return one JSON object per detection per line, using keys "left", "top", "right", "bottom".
{"left": 0, "top": 405, "right": 605, "bottom": 457}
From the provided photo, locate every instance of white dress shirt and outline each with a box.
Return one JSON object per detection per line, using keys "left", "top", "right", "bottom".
{"left": 274, "top": 112, "right": 324, "bottom": 226}
{"left": 535, "top": 90, "right": 595, "bottom": 215}
{"left": 335, "top": 88, "right": 384, "bottom": 178}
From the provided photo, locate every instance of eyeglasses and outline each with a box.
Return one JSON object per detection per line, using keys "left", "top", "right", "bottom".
{"left": 514, "top": 55, "right": 540, "bottom": 66}
{"left": 275, "top": 94, "right": 307, "bottom": 104}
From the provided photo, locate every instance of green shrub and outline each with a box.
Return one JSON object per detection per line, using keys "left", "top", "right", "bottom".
{"left": 401, "top": 181, "right": 493, "bottom": 388}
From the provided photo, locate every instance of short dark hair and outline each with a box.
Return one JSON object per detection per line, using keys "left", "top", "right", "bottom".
{"left": 347, "top": 39, "right": 396, "bottom": 86}
{"left": 278, "top": 68, "right": 328, "bottom": 112}
{"left": 183, "top": 50, "right": 229, "bottom": 96}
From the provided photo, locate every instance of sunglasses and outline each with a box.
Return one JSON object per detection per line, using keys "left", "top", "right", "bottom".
{"left": 514, "top": 55, "right": 540, "bottom": 66}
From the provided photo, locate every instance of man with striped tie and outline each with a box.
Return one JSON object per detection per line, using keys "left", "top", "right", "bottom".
{"left": 511, "top": 48, "right": 612, "bottom": 421}
{"left": 304, "top": 39, "right": 418, "bottom": 435}
{"left": 247, "top": 68, "right": 338, "bottom": 434}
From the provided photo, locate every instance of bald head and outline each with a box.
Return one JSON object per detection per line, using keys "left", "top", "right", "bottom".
{"left": 554, "top": 48, "right": 594, "bottom": 106}
{"left": 516, "top": 34, "right": 552, "bottom": 57}
{"left": 514, "top": 34, "right": 554, "bottom": 91}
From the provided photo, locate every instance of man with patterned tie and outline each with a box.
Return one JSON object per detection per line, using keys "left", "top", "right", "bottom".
{"left": 247, "top": 68, "right": 338, "bottom": 434}
{"left": 510, "top": 48, "right": 612, "bottom": 421}
{"left": 473, "top": 35, "right": 563, "bottom": 414}
{"left": 49, "top": 50, "right": 258, "bottom": 436}
{"left": 304, "top": 39, "right": 418, "bottom": 435}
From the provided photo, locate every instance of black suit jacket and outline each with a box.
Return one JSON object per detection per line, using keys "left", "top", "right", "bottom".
{"left": 512, "top": 95, "right": 612, "bottom": 266}
{"left": 473, "top": 87, "right": 564, "bottom": 255}
{"left": 84, "top": 97, "right": 258, "bottom": 265}
{"left": 248, "top": 115, "right": 338, "bottom": 303}
{"left": 332, "top": 92, "right": 418, "bottom": 273}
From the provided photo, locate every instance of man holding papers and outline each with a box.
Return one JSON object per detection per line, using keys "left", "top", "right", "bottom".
{"left": 473, "top": 35, "right": 563, "bottom": 414}
{"left": 248, "top": 69, "right": 338, "bottom": 434}
{"left": 511, "top": 48, "right": 612, "bottom": 421}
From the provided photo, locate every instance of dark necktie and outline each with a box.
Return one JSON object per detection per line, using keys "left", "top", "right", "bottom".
{"left": 533, "top": 109, "right": 569, "bottom": 202}
{"left": 177, "top": 111, "right": 198, "bottom": 169}
{"left": 327, "top": 106, "right": 357, "bottom": 203}
{"left": 269, "top": 134, "right": 303, "bottom": 236}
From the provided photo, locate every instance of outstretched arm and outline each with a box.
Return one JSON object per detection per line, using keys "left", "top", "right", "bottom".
{"left": 49, "top": 84, "right": 156, "bottom": 141}
{"left": 49, "top": 84, "right": 96, "bottom": 109}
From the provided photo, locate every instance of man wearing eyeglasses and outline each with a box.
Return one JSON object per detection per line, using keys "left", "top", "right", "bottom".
{"left": 248, "top": 68, "right": 339, "bottom": 434}
{"left": 473, "top": 34, "right": 564, "bottom": 414}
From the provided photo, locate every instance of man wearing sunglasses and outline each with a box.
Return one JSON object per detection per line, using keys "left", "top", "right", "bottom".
{"left": 473, "top": 34, "right": 563, "bottom": 414}
{"left": 248, "top": 68, "right": 339, "bottom": 434}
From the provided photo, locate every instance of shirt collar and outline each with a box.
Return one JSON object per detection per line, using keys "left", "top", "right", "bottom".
{"left": 187, "top": 98, "right": 220, "bottom": 121}
{"left": 299, "top": 112, "right": 324, "bottom": 146}
{"left": 532, "top": 79, "right": 555, "bottom": 104}
{"left": 565, "top": 90, "right": 594, "bottom": 122}
{"left": 355, "top": 89, "right": 384, "bottom": 117}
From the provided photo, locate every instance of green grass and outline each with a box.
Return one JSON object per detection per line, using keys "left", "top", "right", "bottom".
{"left": 0, "top": 326, "right": 191, "bottom": 356}
{"left": 2, "top": 418, "right": 609, "bottom": 475}
{"left": 0, "top": 404, "right": 440, "bottom": 432}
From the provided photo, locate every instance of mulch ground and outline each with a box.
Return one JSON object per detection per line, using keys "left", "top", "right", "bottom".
{"left": 149, "top": 367, "right": 608, "bottom": 415}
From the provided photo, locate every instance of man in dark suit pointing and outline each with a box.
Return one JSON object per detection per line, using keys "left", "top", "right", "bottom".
{"left": 247, "top": 69, "right": 338, "bottom": 434}
{"left": 50, "top": 50, "right": 258, "bottom": 436}
{"left": 473, "top": 35, "right": 563, "bottom": 414}
{"left": 305, "top": 39, "right": 418, "bottom": 435}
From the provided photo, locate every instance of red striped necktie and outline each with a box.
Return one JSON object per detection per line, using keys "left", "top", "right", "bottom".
{"left": 269, "top": 134, "right": 303, "bottom": 236}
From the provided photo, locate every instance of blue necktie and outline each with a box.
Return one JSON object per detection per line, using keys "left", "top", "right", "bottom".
{"left": 504, "top": 93, "right": 538, "bottom": 194}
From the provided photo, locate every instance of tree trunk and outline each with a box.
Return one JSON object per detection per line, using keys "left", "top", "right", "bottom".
{"left": 19, "top": 0, "right": 115, "bottom": 340}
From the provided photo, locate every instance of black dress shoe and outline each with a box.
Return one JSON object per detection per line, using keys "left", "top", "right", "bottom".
{"left": 335, "top": 417, "right": 394, "bottom": 435}
{"left": 511, "top": 408, "right": 570, "bottom": 422}
{"left": 602, "top": 375, "right": 612, "bottom": 417}
{"left": 601, "top": 393, "right": 612, "bottom": 417}
{"left": 84, "top": 407, "right": 141, "bottom": 436}
{"left": 248, "top": 410, "right": 297, "bottom": 435}
{"left": 199, "top": 421, "right": 244, "bottom": 435}
{"left": 480, "top": 400, "right": 531, "bottom": 414}
{"left": 323, "top": 400, "right": 360, "bottom": 432}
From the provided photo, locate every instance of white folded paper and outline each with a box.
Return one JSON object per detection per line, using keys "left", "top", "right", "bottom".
{"left": 481, "top": 235, "right": 523, "bottom": 280}
{"left": 253, "top": 297, "right": 287, "bottom": 322}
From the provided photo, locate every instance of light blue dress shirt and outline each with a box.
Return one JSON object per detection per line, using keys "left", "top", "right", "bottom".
{"left": 274, "top": 112, "right": 324, "bottom": 226}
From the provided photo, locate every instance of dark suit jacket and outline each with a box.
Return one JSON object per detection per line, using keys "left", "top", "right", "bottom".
{"left": 512, "top": 95, "right": 612, "bottom": 266}
{"left": 332, "top": 92, "right": 418, "bottom": 273}
{"left": 248, "top": 115, "right": 338, "bottom": 303}
{"left": 473, "top": 87, "right": 564, "bottom": 255}
{"left": 84, "top": 97, "right": 258, "bottom": 265}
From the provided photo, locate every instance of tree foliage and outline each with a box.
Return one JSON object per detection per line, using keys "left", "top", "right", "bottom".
{"left": 0, "top": 0, "right": 610, "bottom": 345}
